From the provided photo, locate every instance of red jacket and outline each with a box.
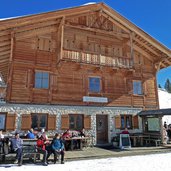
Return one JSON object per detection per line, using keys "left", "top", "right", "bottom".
{"left": 37, "top": 139, "right": 45, "bottom": 150}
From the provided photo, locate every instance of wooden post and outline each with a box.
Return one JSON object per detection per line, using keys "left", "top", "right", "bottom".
{"left": 6, "top": 32, "right": 15, "bottom": 101}
{"left": 60, "top": 17, "right": 65, "bottom": 61}
{"left": 130, "top": 31, "right": 134, "bottom": 67}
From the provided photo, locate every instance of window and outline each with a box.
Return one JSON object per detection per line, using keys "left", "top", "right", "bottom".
{"left": 31, "top": 113, "right": 47, "bottom": 130}
{"left": 35, "top": 71, "right": 49, "bottom": 89}
{"left": 0, "top": 113, "right": 6, "bottom": 130}
{"left": 89, "top": 77, "right": 101, "bottom": 93}
{"left": 69, "top": 114, "right": 83, "bottom": 130}
{"left": 133, "top": 80, "right": 142, "bottom": 95}
{"left": 121, "top": 115, "right": 132, "bottom": 129}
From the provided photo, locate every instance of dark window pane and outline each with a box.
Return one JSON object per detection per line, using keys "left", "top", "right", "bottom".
{"left": 69, "top": 115, "right": 75, "bottom": 129}
{"left": 69, "top": 114, "right": 83, "bottom": 130}
{"left": 76, "top": 115, "right": 83, "bottom": 130}
{"left": 31, "top": 114, "right": 47, "bottom": 130}
{"left": 31, "top": 115, "right": 38, "bottom": 129}
{"left": 0, "top": 114, "right": 6, "bottom": 130}
{"left": 40, "top": 115, "right": 47, "bottom": 129}
{"left": 121, "top": 116, "right": 125, "bottom": 129}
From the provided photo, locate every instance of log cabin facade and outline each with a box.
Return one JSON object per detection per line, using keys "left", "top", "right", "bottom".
{"left": 0, "top": 3, "right": 170, "bottom": 144}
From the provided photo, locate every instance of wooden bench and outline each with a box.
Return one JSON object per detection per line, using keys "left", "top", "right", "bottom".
{"left": 144, "top": 136, "right": 161, "bottom": 147}
{"left": 0, "top": 144, "right": 41, "bottom": 164}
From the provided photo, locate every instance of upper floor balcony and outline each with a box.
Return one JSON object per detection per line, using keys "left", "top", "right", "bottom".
{"left": 62, "top": 49, "right": 133, "bottom": 69}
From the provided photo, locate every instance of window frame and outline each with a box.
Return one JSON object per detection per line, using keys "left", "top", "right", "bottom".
{"left": 133, "top": 80, "right": 143, "bottom": 95}
{"left": 69, "top": 114, "right": 83, "bottom": 131}
{"left": 120, "top": 115, "right": 133, "bottom": 130}
{"left": 88, "top": 76, "right": 101, "bottom": 94}
{"left": 0, "top": 112, "right": 7, "bottom": 131}
{"left": 34, "top": 71, "right": 49, "bottom": 89}
{"left": 31, "top": 113, "right": 48, "bottom": 131}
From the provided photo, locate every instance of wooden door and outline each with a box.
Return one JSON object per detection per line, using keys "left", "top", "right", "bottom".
{"left": 96, "top": 115, "right": 108, "bottom": 144}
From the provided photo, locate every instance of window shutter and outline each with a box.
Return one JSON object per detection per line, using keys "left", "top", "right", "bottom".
{"left": 6, "top": 114, "right": 16, "bottom": 131}
{"left": 61, "top": 114, "right": 69, "bottom": 130}
{"left": 48, "top": 115, "right": 56, "bottom": 130}
{"left": 115, "top": 115, "right": 121, "bottom": 129}
{"left": 21, "top": 114, "right": 31, "bottom": 130}
{"left": 127, "top": 79, "right": 132, "bottom": 94}
{"left": 133, "top": 115, "right": 139, "bottom": 129}
{"left": 84, "top": 115, "right": 91, "bottom": 129}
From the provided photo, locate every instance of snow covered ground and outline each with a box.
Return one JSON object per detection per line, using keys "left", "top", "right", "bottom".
{"left": 158, "top": 88, "right": 171, "bottom": 124}
{"left": 0, "top": 153, "right": 171, "bottom": 171}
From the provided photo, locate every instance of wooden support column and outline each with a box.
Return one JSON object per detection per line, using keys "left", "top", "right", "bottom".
{"left": 130, "top": 31, "right": 134, "bottom": 67}
{"left": 6, "top": 31, "right": 15, "bottom": 102}
{"left": 60, "top": 17, "right": 65, "bottom": 61}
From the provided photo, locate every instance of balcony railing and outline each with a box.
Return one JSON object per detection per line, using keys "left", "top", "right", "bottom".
{"left": 63, "top": 50, "right": 133, "bottom": 69}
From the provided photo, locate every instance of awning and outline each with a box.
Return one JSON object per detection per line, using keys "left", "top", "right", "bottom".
{"left": 138, "top": 108, "right": 171, "bottom": 116}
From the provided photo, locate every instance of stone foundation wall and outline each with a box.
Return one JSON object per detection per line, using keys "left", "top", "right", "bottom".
{"left": 0, "top": 103, "right": 142, "bottom": 144}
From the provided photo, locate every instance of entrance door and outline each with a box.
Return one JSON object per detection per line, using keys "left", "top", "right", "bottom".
{"left": 96, "top": 115, "right": 108, "bottom": 144}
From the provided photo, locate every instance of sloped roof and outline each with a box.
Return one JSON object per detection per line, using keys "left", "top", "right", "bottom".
{"left": 0, "top": 2, "right": 170, "bottom": 83}
{"left": 138, "top": 108, "right": 171, "bottom": 116}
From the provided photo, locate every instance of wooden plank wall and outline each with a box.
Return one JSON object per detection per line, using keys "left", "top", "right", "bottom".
{"left": 8, "top": 25, "right": 158, "bottom": 109}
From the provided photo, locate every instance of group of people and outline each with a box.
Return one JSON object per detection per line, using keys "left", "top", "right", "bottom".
{"left": 0, "top": 128, "right": 88, "bottom": 166}
{"left": 0, "top": 129, "right": 65, "bottom": 166}
{"left": 36, "top": 132, "right": 65, "bottom": 166}
{"left": 163, "top": 121, "right": 171, "bottom": 145}
{"left": 62, "top": 128, "right": 86, "bottom": 150}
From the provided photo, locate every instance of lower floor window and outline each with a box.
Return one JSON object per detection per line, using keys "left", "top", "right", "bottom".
{"left": 31, "top": 113, "right": 47, "bottom": 130}
{"left": 69, "top": 114, "right": 83, "bottom": 131}
{"left": 0, "top": 113, "right": 6, "bottom": 130}
{"left": 121, "top": 115, "right": 132, "bottom": 129}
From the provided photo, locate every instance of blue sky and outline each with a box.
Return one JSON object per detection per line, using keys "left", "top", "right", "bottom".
{"left": 0, "top": 0, "right": 170, "bottom": 87}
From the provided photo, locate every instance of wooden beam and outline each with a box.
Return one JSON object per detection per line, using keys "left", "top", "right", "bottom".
{"left": 14, "top": 19, "right": 60, "bottom": 33}
{"left": 0, "top": 4, "right": 101, "bottom": 30}
{"left": 102, "top": 9, "right": 130, "bottom": 33}
{"left": 0, "top": 41, "right": 11, "bottom": 47}
{"left": 6, "top": 32, "right": 14, "bottom": 101}
{"left": 65, "top": 23, "right": 129, "bottom": 39}
{"left": 134, "top": 37, "right": 160, "bottom": 57}
{"left": 127, "top": 41, "right": 154, "bottom": 62}
{"left": 130, "top": 31, "right": 134, "bottom": 65}
{"left": 15, "top": 25, "right": 58, "bottom": 40}
{"left": 102, "top": 6, "right": 171, "bottom": 57}
{"left": 60, "top": 17, "right": 65, "bottom": 61}
{"left": 0, "top": 45, "right": 11, "bottom": 52}
{"left": 0, "top": 50, "right": 10, "bottom": 56}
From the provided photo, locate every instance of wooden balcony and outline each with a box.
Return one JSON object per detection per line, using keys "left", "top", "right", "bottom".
{"left": 62, "top": 50, "right": 133, "bottom": 69}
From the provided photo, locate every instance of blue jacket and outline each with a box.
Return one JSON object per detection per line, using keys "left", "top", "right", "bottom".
{"left": 52, "top": 138, "right": 64, "bottom": 151}
{"left": 27, "top": 132, "right": 35, "bottom": 139}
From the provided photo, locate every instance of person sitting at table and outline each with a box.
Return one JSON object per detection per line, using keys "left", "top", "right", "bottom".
{"left": 26, "top": 128, "right": 35, "bottom": 139}
{"left": 11, "top": 132, "right": 23, "bottom": 166}
{"left": 0, "top": 130, "right": 4, "bottom": 153}
{"left": 79, "top": 128, "right": 87, "bottom": 137}
{"left": 47, "top": 133, "right": 65, "bottom": 164}
{"left": 71, "top": 130, "right": 80, "bottom": 149}
{"left": 121, "top": 128, "right": 129, "bottom": 134}
{"left": 41, "top": 128, "right": 50, "bottom": 145}
{"left": 61, "top": 129, "right": 72, "bottom": 150}
{"left": 36, "top": 134, "right": 48, "bottom": 166}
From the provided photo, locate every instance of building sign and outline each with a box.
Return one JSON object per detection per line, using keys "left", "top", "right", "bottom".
{"left": 83, "top": 96, "right": 108, "bottom": 103}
